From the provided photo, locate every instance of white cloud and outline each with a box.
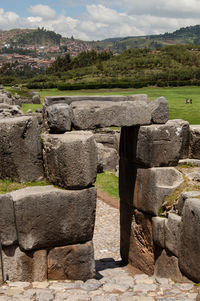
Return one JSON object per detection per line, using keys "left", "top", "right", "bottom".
{"left": 0, "top": 8, "right": 20, "bottom": 28}
{"left": 28, "top": 5, "right": 56, "bottom": 20}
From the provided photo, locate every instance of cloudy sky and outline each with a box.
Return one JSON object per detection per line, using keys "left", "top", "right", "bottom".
{"left": 1, "top": 0, "right": 200, "bottom": 41}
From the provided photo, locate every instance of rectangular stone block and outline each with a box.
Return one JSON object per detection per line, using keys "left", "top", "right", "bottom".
{"left": 165, "top": 213, "right": 181, "bottom": 257}
{"left": 12, "top": 186, "right": 96, "bottom": 251}
{"left": 48, "top": 241, "right": 95, "bottom": 281}
{"left": 71, "top": 100, "right": 151, "bottom": 130}
{"left": 0, "top": 194, "right": 17, "bottom": 246}
{"left": 133, "top": 167, "right": 183, "bottom": 216}
{"left": 152, "top": 216, "right": 166, "bottom": 248}
{"left": 0, "top": 116, "right": 43, "bottom": 182}
{"left": 120, "top": 120, "right": 190, "bottom": 167}
{"left": 189, "top": 125, "right": 200, "bottom": 159}
{"left": 43, "top": 131, "right": 97, "bottom": 189}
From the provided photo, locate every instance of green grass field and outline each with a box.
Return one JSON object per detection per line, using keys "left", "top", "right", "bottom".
{"left": 33, "top": 86, "right": 200, "bottom": 124}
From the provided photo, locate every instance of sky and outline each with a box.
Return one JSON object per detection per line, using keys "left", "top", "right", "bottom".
{"left": 1, "top": 0, "right": 200, "bottom": 41}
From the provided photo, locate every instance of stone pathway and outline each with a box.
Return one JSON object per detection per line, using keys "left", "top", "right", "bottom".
{"left": 0, "top": 199, "right": 199, "bottom": 301}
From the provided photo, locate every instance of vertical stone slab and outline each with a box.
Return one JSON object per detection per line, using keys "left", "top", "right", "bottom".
{"left": 33, "top": 250, "right": 47, "bottom": 281}
{"left": 48, "top": 241, "right": 95, "bottom": 281}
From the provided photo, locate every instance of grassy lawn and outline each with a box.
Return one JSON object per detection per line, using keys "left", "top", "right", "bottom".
{"left": 21, "top": 103, "right": 42, "bottom": 113}
{"left": 34, "top": 86, "right": 200, "bottom": 124}
{"left": 95, "top": 172, "right": 119, "bottom": 200}
{"left": 0, "top": 179, "right": 50, "bottom": 194}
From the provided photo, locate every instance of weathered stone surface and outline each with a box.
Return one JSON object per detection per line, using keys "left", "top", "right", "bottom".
{"left": 149, "top": 96, "right": 169, "bottom": 124}
{"left": 179, "top": 198, "right": 200, "bottom": 282}
{"left": 152, "top": 216, "right": 166, "bottom": 248}
{"left": 43, "top": 131, "right": 97, "bottom": 189}
{"left": 44, "top": 94, "right": 149, "bottom": 107}
{"left": 0, "top": 116, "right": 43, "bottom": 182}
{"left": 45, "top": 104, "right": 72, "bottom": 133}
{"left": 97, "top": 143, "right": 118, "bottom": 171}
{"left": 0, "top": 194, "right": 17, "bottom": 246}
{"left": 71, "top": 100, "right": 151, "bottom": 130}
{"left": 154, "top": 249, "right": 185, "bottom": 282}
{"left": 136, "top": 120, "right": 190, "bottom": 167}
{"left": 177, "top": 191, "right": 200, "bottom": 215}
{"left": 48, "top": 241, "right": 95, "bottom": 281}
{"left": 133, "top": 167, "right": 183, "bottom": 216}
{"left": 165, "top": 213, "right": 181, "bottom": 257}
{"left": 128, "top": 209, "right": 154, "bottom": 276}
{"left": 0, "top": 246, "right": 33, "bottom": 282}
{"left": 33, "top": 250, "right": 47, "bottom": 281}
{"left": 93, "top": 128, "right": 120, "bottom": 151}
{"left": 0, "top": 103, "right": 23, "bottom": 118}
{"left": 12, "top": 186, "right": 96, "bottom": 251}
{"left": 32, "top": 94, "right": 40, "bottom": 104}
{"left": 189, "top": 125, "right": 200, "bottom": 159}
{"left": 179, "top": 158, "right": 200, "bottom": 166}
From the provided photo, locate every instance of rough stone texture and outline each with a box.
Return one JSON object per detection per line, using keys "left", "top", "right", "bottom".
{"left": 71, "top": 100, "right": 151, "bottom": 130}
{"left": 179, "top": 198, "right": 200, "bottom": 282}
{"left": 154, "top": 249, "right": 185, "bottom": 282}
{"left": 12, "top": 186, "right": 96, "bottom": 251}
{"left": 165, "top": 213, "right": 181, "bottom": 257}
{"left": 48, "top": 241, "right": 95, "bottom": 281}
{"left": 177, "top": 190, "right": 200, "bottom": 215}
{"left": 93, "top": 128, "right": 120, "bottom": 151}
{"left": 43, "top": 131, "right": 97, "bottom": 189}
{"left": 148, "top": 96, "right": 169, "bottom": 124}
{"left": 135, "top": 120, "right": 190, "bottom": 167}
{"left": 133, "top": 167, "right": 183, "bottom": 216}
{"left": 0, "top": 103, "right": 23, "bottom": 118}
{"left": 128, "top": 209, "right": 154, "bottom": 276}
{"left": 189, "top": 125, "right": 200, "bottom": 159}
{"left": 152, "top": 216, "right": 166, "bottom": 248}
{"left": 0, "top": 116, "right": 43, "bottom": 182}
{"left": 0, "top": 245, "right": 33, "bottom": 282}
{"left": 44, "top": 94, "right": 149, "bottom": 107}
{"left": 97, "top": 143, "right": 118, "bottom": 171}
{"left": 33, "top": 250, "right": 47, "bottom": 281}
{"left": 32, "top": 94, "right": 41, "bottom": 104}
{"left": 179, "top": 158, "right": 200, "bottom": 166}
{"left": 45, "top": 104, "right": 72, "bottom": 133}
{"left": 0, "top": 194, "right": 17, "bottom": 246}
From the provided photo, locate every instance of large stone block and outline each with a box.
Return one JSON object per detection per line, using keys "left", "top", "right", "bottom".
{"left": 71, "top": 100, "right": 151, "bottom": 130}
{"left": 179, "top": 198, "right": 200, "bottom": 282}
{"left": 177, "top": 190, "right": 200, "bottom": 215}
{"left": 133, "top": 167, "right": 184, "bottom": 216}
{"left": 148, "top": 96, "right": 169, "bottom": 124}
{"left": 93, "top": 128, "right": 119, "bottom": 151}
{"left": 137, "top": 120, "right": 190, "bottom": 167}
{"left": 152, "top": 216, "right": 166, "bottom": 248}
{"left": 0, "top": 246, "right": 47, "bottom": 282}
{"left": 154, "top": 249, "right": 185, "bottom": 282}
{"left": 120, "top": 120, "right": 190, "bottom": 167}
{"left": 165, "top": 213, "right": 181, "bottom": 257}
{"left": 0, "top": 194, "right": 17, "bottom": 246}
{"left": 128, "top": 209, "right": 154, "bottom": 276}
{"left": 189, "top": 125, "right": 200, "bottom": 159}
{"left": 97, "top": 143, "right": 118, "bottom": 171}
{"left": 45, "top": 103, "right": 72, "bottom": 133}
{"left": 44, "top": 94, "right": 149, "bottom": 107}
{"left": 12, "top": 186, "right": 96, "bottom": 251}
{"left": 0, "top": 116, "right": 43, "bottom": 182}
{"left": 48, "top": 241, "right": 95, "bottom": 281}
{"left": 43, "top": 131, "right": 97, "bottom": 189}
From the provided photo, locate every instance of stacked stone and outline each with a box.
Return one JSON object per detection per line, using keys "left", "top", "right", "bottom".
{"left": 119, "top": 97, "right": 196, "bottom": 281}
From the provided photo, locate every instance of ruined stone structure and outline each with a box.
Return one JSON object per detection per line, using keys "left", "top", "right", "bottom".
{"left": 1, "top": 94, "right": 200, "bottom": 283}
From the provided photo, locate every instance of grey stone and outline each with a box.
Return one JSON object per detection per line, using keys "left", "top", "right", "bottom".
{"left": 128, "top": 209, "right": 154, "bottom": 276}
{"left": 152, "top": 216, "right": 166, "bottom": 248}
{"left": 187, "top": 171, "right": 200, "bottom": 182}
{"left": 179, "top": 198, "right": 200, "bottom": 282}
{"left": 93, "top": 128, "right": 119, "bottom": 151}
{"left": 27, "top": 109, "right": 32, "bottom": 114}
{"left": 154, "top": 249, "right": 185, "bottom": 282}
{"left": 97, "top": 143, "right": 118, "bottom": 171}
{"left": 165, "top": 213, "right": 181, "bottom": 257}
{"left": 43, "top": 131, "right": 97, "bottom": 189}
{"left": 48, "top": 241, "right": 95, "bottom": 281}
{"left": 177, "top": 191, "right": 200, "bottom": 215}
{"left": 71, "top": 100, "right": 151, "bottom": 130}
{"left": 133, "top": 167, "right": 183, "bottom": 215}
{"left": 12, "top": 186, "right": 96, "bottom": 250}
{"left": 32, "top": 94, "right": 41, "bottom": 104}
{"left": 80, "top": 279, "right": 102, "bottom": 291}
{"left": 0, "top": 194, "right": 17, "bottom": 246}
{"left": 45, "top": 103, "right": 72, "bottom": 133}
{"left": 149, "top": 96, "right": 169, "bottom": 124}
{"left": 32, "top": 250, "right": 47, "bottom": 281}
{"left": 44, "top": 94, "right": 149, "bottom": 107}
{"left": 178, "top": 158, "right": 200, "bottom": 166}
{"left": 189, "top": 125, "right": 200, "bottom": 159}
{"left": 0, "top": 116, "right": 43, "bottom": 182}
{"left": 136, "top": 120, "right": 190, "bottom": 167}
{"left": 0, "top": 103, "right": 23, "bottom": 118}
